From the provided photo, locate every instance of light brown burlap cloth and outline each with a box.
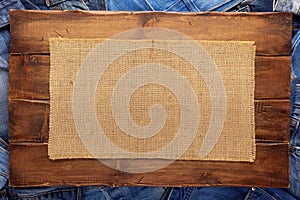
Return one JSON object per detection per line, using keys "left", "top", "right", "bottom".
{"left": 49, "top": 38, "right": 256, "bottom": 162}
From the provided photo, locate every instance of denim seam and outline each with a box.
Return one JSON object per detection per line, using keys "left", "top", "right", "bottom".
{"left": 9, "top": 188, "right": 78, "bottom": 199}
{"left": 190, "top": 0, "right": 200, "bottom": 11}
{"left": 244, "top": 188, "right": 255, "bottom": 199}
{"left": 142, "top": 0, "right": 155, "bottom": 11}
{"left": 256, "top": 188, "right": 278, "bottom": 200}
{"left": 76, "top": 187, "right": 80, "bottom": 200}
{"left": 0, "top": 146, "right": 8, "bottom": 154}
{"left": 80, "top": 0, "right": 90, "bottom": 10}
{"left": 292, "top": 33, "right": 300, "bottom": 51}
{"left": 98, "top": 186, "right": 111, "bottom": 199}
{"left": 183, "top": 187, "right": 193, "bottom": 200}
{"left": 165, "top": 187, "right": 174, "bottom": 200}
{"left": 164, "top": 0, "right": 182, "bottom": 11}
{"left": 235, "top": 5, "right": 251, "bottom": 12}
{"left": 0, "top": 171, "right": 8, "bottom": 179}
{"left": 103, "top": 0, "right": 107, "bottom": 10}
{"left": 182, "top": 0, "right": 198, "bottom": 12}
{"left": 0, "top": 138, "right": 8, "bottom": 148}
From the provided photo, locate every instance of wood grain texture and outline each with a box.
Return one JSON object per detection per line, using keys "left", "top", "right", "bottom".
{"left": 9, "top": 55, "right": 49, "bottom": 100}
{"left": 10, "top": 11, "right": 291, "bottom": 55}
{"left": 8, "top": 99, "right": 289, "bottom": 143}
{"left": 9, "top": 55, "right": 290, "bottom": 100}
{"left": 9, "top": 143, "right": 289, "bottom": 187}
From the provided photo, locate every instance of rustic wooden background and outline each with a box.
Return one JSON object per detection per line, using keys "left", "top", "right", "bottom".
{"left": 9, "top": 10, "right": 291, "bottom": 188}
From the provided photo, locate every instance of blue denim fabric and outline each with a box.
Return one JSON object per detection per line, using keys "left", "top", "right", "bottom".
{"left": 0, "top": 139, "right": 8, "bottom": 191}
{"left": 80, "top": 186, "right": 166, "bottom": 200}
{"left": 20, "top": 0, "right": 105, "bottom": 10}
{"left": 19, "top": 0, "right": 48, "bottom": 10}
{"left": 5, "top": 186, "right": 80, "bottom": 200}
{"left": 0, "top": 0, "right": 25, "bottom": 191}
{"left": 165, "top": 187, "right": 297, "bottom": 200}
{"left": 45, "top": 0, "right": 105, "bottom": 10}
{"left": 289, "top": 30, "right": 300, "bottom": 199}
{"left": 107, "top": 0, "right": 244, "bottom": 12}
{"left": 241, "top": 0, "right": 274, "bottom": 12}
{"left": 274, "top": 0, "right": 300, "bottom": 15}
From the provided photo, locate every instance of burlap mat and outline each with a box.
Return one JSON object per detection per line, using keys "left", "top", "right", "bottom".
{"left": 49, "top": 38, "right": 256, "bottom": 162}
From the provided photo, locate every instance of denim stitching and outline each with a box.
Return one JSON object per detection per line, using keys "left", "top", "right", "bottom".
{"left": 80, "top": 0, "right": 90, "bottom": 10}
{"left": 291, "top": 124, "right": 299, "bottom": 145}
{"left": 0, "top": 171, "right": 8, "bottom": 179}
{"left": 255, "top": 188, "right": 279, "bottom": 200}
{"left": 0, "top": 138, "right": 8, "bottom": 148}
{"left": 190, "top": 0, "right": 200, "bottom": 11}
{"left": 165, "top": 0, "right": 182, "bottom": 11}
{"left": 182, "top": 0, "right": 196, "bottom": 11}
{"left": 98, "top": 186, "right": 111, "bottom": 199}
{"left": 0, "top": 146, "right": 8, "bottom": 154}
{"left": 142, "top": 0, "right": 155, "bottom": 11}
{"left": 292, "top": 33, "right": 300, "bottom": 51}
{"left": 235, "top": 5, "right": 251, "bottom": 12}
{"left": 183, "top": 187, "right": 193, "bottom": 200}
{"left": 76, "top": 187, "right": 81, "bottom": 200}
{"left": 103, "top": 0, "right": 107, "bottom": 10}
{"left": 165, "top": 187, "right": 173, "bottom": 200}
{"left": 244, "top": 188, "right": 255, "bottom": 199}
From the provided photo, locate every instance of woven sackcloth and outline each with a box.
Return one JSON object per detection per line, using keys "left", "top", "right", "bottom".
{"left": 49, "top": 38, "right": 256, "bottom": 162}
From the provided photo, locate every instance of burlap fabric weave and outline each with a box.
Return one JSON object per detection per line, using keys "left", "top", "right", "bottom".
{"left": 49, "top": 38, "right": 256, "bottom": 162}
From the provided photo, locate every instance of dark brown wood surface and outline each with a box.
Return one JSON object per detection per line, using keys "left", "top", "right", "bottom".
{"left": 10, "top": 143, "right": 288, "bottom": 187}
{"left": 9, "top": 10, "right": 291, "bottom": 188}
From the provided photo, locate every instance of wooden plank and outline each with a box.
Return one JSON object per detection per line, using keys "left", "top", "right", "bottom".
{"left": 255, "top": 56, "right": 290, "bottom": 100}
{"left": 8, "top": 99, "right": 289, "bottom": 143}
{"left": 255, "top": 100, "right": 289, "bottom": 142}
{"left": 9, "top": 55, "right": 49, "bottom": 100}
{"left": 9, "top": 143, "right": 289, "bottom": 187}
{"left": 10, "top": 11, "right": 291, "bottom": 56}
{"left": 9, "top": 55, "right": 290, "bottom": 100}
{"left": 9, "top": 100, "right": 49, "bottom": 143}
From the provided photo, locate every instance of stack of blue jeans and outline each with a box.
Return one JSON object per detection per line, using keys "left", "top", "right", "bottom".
{"left": 0, "top": 0, "right": 299, "bottom": 199}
